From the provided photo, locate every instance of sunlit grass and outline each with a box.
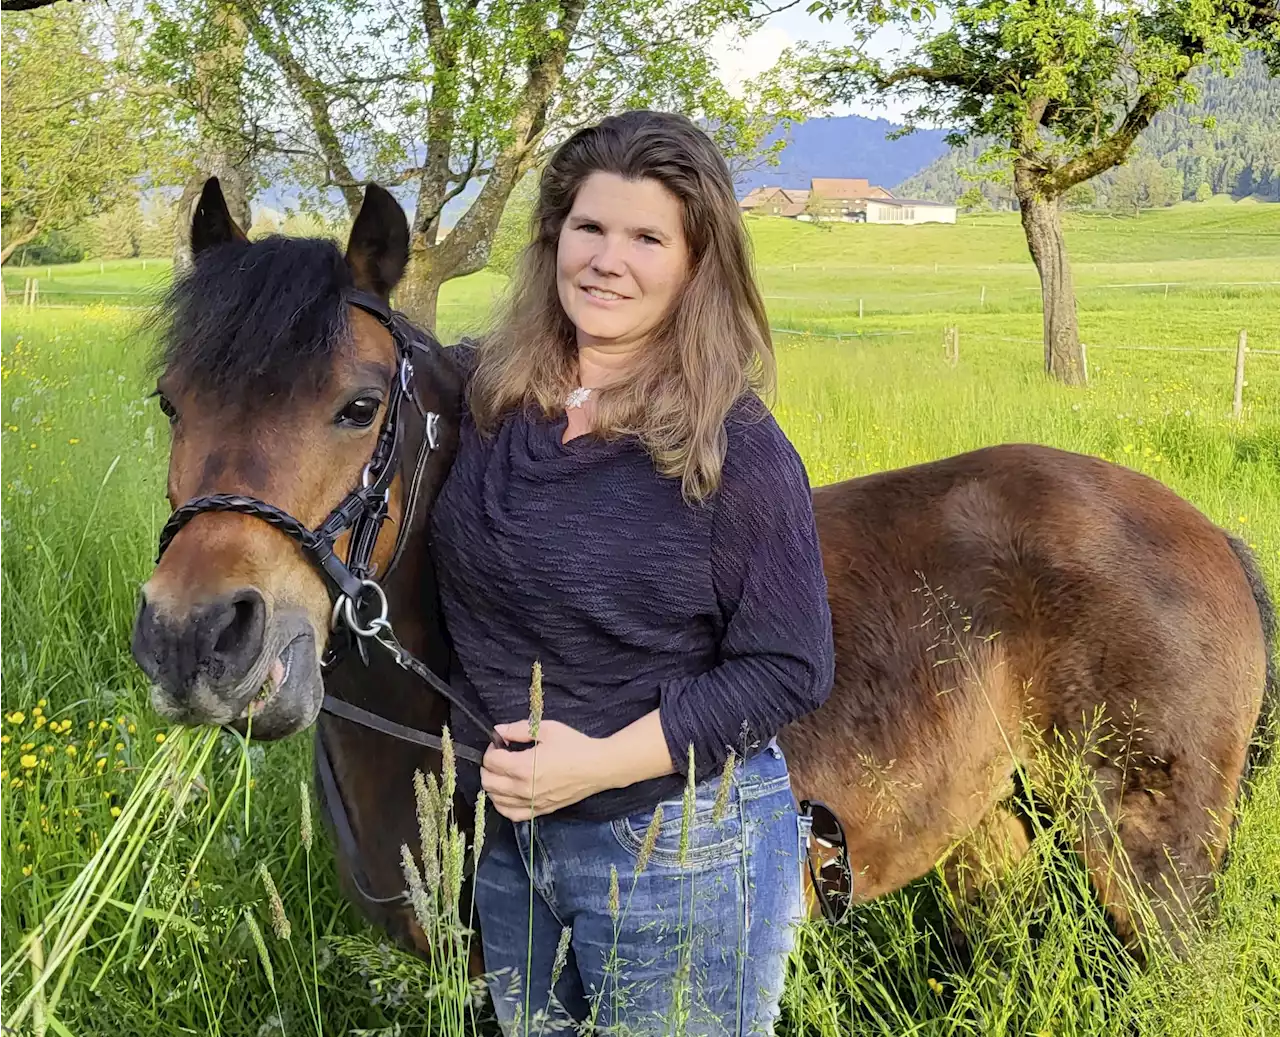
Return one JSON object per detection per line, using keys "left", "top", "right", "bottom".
{"left": 2, "top": 203, "right": 1277, "bottom": 1033}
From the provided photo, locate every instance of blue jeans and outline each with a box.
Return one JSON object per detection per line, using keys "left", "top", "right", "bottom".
{"left": 474, "top": 741, "right": 804, "bottom": 1036}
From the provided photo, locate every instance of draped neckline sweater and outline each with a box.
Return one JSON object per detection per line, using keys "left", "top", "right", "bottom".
{"left": 427, "top": 348, "right": 835, "bottom": 822}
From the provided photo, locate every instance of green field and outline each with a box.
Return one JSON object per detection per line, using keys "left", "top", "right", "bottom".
{"left": 2, "top": 205, "right": 1278, "bottom": 1034}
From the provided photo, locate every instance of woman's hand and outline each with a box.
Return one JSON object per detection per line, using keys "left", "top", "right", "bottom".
{"left": 480, "top": 711, "right": 676, "bottom": 821}
{"left": 481, "top": 719, "right": 615, "bottom": 820}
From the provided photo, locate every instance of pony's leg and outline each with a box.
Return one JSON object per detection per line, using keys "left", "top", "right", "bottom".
{"left": 1077, "top": 759, "right": 1232, "bottom": 959}
{"left": 941, "top": 804, "right": 1033, "bottom": 903}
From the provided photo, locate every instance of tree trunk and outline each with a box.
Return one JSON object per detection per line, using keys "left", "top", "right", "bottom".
{"left": 395, "top": 244, "right": 444, "bottom": 330}
{"left": 1016, "top": 177, "right": 1087, "bottom": 386}
{"left": 172, "top": 159, "right": 252, "bottom": 273}
{"left": 0, "top": 221, "right": 42, "bottom": 265}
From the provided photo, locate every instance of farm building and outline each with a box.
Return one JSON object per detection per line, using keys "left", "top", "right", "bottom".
{"left": 737, "top": 186, "right": 810, "bottom": 218}
{"left": 863, "top": 198, "right": 957, "bottom": 224}
{"left": 740, "top": 177, "right": 957, "bottom": 225}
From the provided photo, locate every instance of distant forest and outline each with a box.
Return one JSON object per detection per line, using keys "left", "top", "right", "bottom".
{"left": 897, "top": 52, "right": 1280, "bottom": 208}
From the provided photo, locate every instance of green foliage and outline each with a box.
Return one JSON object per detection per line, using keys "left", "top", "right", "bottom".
{"left": 1196, "top": 181, "right": 1215, "bottom": 203}
{"left": 1108, "top": 155, "right": 1182, "bottom": 214}
{"left": 956, "top": 186, "right": 988, "bottom": 212}
{"left": 900, "top": 54, "right": 1280, "bottom": 205}
{"left": 6, "top": 230, "right": 85, "bottom": 267}
{"left": 486, "top": 171, "right": 540, "bottom": 279}
{"left": 805, "top": 0, "right": 1277, "bottom": 199}
{"left": 0, "top": 5, "right": 174, "bottom": 265}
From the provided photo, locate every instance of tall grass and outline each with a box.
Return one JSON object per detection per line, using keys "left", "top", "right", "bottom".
{"left": 2, "top": 205, "right": 1277, "bottom": 1034}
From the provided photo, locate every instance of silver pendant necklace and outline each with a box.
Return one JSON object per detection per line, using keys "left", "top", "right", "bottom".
{"left": 565, "top": 386, "right": 594, "bottom": 409}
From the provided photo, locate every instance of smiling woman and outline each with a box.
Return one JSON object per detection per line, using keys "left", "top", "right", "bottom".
{"left": 430, "top": 110, "right": 835, "bottom": 1036}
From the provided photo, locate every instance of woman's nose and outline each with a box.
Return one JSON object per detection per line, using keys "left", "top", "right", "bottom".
{"left": 589, "top": 236, "right": 626, "bottom": 276}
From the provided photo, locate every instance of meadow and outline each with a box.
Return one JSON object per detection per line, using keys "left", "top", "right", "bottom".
{"left": 2, "top": 203, "right": 1278, "bottom": 1035}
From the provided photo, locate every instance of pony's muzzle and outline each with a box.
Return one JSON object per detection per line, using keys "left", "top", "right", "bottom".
{"left": 132, "top": 587, "right": 268, "bottom": 714}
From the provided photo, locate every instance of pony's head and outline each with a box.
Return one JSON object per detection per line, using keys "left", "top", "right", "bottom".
{"left": 132, "top": 177, "right": 423, "bottom": 738}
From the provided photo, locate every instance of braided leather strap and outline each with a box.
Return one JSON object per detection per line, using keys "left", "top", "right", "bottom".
{"left": 157, "top": 494, "right": 321, "bottom": 559}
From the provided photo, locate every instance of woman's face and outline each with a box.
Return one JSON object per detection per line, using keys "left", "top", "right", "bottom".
{"left": 556, "top": 171, "right": 691, "bottom": 354}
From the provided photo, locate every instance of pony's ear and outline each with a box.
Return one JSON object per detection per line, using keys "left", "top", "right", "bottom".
{"left": 345, "top": 183, "right": 410, "bottom": 299}
{"left": 191, "top": 177, "right": 248, "bottom": 255}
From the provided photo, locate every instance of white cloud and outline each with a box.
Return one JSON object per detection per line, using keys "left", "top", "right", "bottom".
{"left": 711, "top": 7, "right": 919, "bottom": 122}
{"left": 709, "top": 24, "right": 795, "bottom": 97}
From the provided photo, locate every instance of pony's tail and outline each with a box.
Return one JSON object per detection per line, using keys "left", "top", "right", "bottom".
{"left": 1226, "top": 533, "right": 1278, "bottom": 785}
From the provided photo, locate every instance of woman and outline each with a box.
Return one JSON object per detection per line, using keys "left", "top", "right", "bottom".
{"left": 428, "top": 109, "right": 835, "bottom": 1035}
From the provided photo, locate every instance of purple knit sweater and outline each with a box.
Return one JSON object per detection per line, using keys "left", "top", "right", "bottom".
{"left": 427, "top": 348, "right": 835, "bottom": 821}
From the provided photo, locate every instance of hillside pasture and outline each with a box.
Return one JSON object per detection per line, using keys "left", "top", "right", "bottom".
{"left": 2, "top": 205, "right": 1277, "bottom": 1035}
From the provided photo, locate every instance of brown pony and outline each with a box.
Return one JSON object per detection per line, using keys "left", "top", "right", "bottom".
{"left": 133, "top": 178, "right": 1275, "bottom": 964}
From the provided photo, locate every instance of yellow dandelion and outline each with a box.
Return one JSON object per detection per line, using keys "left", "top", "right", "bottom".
{"left": 34, "top": 715, "right": 46, "bottom": 730}
{"left": 21, "top": 754, "right": 38, "bottom": 770}
{"left": 68, "top": 438, "right": 80, "bottom": 445}
{"left": 114, "top": 742, "right": 124, "bottom": 752}
{"left": 10, "top": 779, "right": 23, "bottom": 789}
{"left": 66, "top": 744, "right": 77, "bottom": 757}
{"left": 38, "top": 699, "right": 46, "bottom": 707}
{"left": 43, "top": 746, "right": 55, "bottom": 755}
{"left": 110, "top": 806, "right": 121, "bottom": 818}
{"left": 7, "top": 712, "right": 25, "bottom": 725}
{"left": 127, "top": 724, "right": 136, "bottom": 734}
{"left": 96, "top": 758, "right": 107, "bottom": 770}
{"left": 1, "top": 735, "right": 9, "bottom": 745}
{"left": 99, "top": 720, "right": 110, "bottom": 731}
{"left": 21, "top": 742, "right": 35, "bottom": 752}
{"left": 154, "top": 732, "right": 166, "bottom": 744}
{"left": 28, "top": 442, "right": 37, "bottom": 449}
{"left": 31, "top": 707, "right": 42, "bottom": 717}
{"left": 22, "top": 865, "right": 32, "bottom": 877}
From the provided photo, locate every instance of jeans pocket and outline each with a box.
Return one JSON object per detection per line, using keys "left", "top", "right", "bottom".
{"left": 611, "top": 794, "right": 743, "bottom": 872}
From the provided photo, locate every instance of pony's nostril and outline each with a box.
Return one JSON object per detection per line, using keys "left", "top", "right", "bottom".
{"left": 215, "top": 596, "right": 258, "bottom": 656}
{"left": 207, "top": 590, "right": 266, "bottom": 678}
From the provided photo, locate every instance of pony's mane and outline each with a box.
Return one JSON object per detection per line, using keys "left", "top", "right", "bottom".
{"left": 154, "top": 236, "right": 353, "bottom": 402}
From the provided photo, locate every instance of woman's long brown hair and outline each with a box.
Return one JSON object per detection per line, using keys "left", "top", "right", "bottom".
{"left": 468, "top": 109, "right": 775, "bottom": 502}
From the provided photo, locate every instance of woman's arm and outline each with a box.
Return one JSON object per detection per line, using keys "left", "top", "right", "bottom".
{"left": 656, "top": 414, "right": 835, "bottom": 781}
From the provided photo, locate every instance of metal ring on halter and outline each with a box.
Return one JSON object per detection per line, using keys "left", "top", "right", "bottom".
{"left": 360, "top": 462, "right": 375, "bottom": 489}
{"left": 425, "top": 411, "right": 440, "bottom": 450}
{"left": 399, "top": 358, "right": 415, "bottom": 396}
{"left": 339, "top": 579, "right": 390, "bottom": 637}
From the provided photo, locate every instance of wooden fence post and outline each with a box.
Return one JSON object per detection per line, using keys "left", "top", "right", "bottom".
{"left": 1233, "top": 329, "right": 1247, "bottom": 418}
{"left": 944, "top": 327, "right": 959, "bottom": 367}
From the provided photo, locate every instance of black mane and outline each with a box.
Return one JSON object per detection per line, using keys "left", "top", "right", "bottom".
{"left": 154, "top": 236, "right": 354, "bottom": 402}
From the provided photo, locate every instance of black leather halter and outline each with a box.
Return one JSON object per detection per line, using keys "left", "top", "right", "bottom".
{"left": 155, "top": 290, "right": 502, "bottom": 905}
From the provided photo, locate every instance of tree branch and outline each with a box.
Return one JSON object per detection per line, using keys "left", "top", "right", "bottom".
{"left": 232, "top": 0, "right": 363, "bottom": 215}
{"left": 1, "top": 220, "right": 42, "bottom": 266}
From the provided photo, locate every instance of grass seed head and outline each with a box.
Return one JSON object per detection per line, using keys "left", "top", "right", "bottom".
{"left": 413, "top": 769, "right": 441, "bottom": 893}
{"left": 608, "top": 864, "right": 620, "bottom": 921}
{"left": 244, "top": 910, "right": 275, "bottom": 986}
{"left": 473, "top": 789, "right": 488, "bottom": 864}
{"left": 711, "top": 750, "right": 736, "bottom": 824}
{"left": 441, "top": 726, "right": 456, "bottom": 806}
{"left": 678, "top": 745, "right": 696, "bottom": 868}
{"left": 257, "top": 862, "right": 290, "bottom": 940}
{"left": 551, "top": 925, "right": 573, "bottom": 988}
{"left": 298, "top": 778, "right": 313, "bottom": 852}
{"left": 529, "top": 659, "right": 545, "bottom": 739}
{"left": 636, "top": 804, "right": 664, "bottom": 876}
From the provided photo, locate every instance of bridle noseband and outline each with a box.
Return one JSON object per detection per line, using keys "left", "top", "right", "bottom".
{"left": 155, "top": 289, "right": 502, "bottom": 905}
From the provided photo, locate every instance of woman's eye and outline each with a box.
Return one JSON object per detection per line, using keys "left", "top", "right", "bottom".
{"left": 338, "top": 397, "right": 380, "bottom": 428}
{"left": 156, "top": 394, "right": 178, "bottom": 424}
{"left": 639, "top": 234, "right": 660, "bottom": 245}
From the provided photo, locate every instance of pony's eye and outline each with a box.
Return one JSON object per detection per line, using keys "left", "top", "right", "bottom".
{"left": 338, "top": 396, "right": 380, "bottom": 428}
{"left": 156, "top": 394, "right": 178, "bottom": 424}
